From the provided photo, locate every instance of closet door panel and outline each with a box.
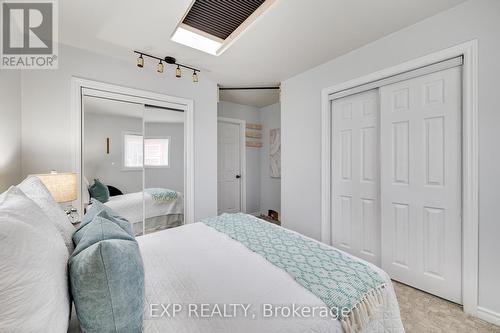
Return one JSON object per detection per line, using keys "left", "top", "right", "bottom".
{"left": 331, "top": 89, "right": 380, "bottom": 266}
{"left": 143, "top": 106, "right": 186, "bottom": 235}
{"left": 380, "top": 66, "right": 462, "bottom": 303}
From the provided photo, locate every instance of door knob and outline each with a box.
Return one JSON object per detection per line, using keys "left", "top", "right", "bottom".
{"left": 236, "top": 175, "right": 241, "bottom": 179}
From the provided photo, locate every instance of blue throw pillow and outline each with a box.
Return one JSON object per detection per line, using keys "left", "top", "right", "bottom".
{"left": 88, "top": 179, "right": 110, "bottom": 203}
{"left": 69, "top": 215, "right": 144, "bottom": 333}
{"left": 73, "top": 199, "right": 133, "bottom": 245}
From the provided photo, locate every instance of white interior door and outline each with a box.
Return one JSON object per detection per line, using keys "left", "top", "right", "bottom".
{"left": 380, "top": 66, "right": 462, "bottom": 303}
{"left": 218, "top": 120, "right": 242, "bottom": 214}
{"left": 331, "top": 89, "right": 380, "bottom": 266}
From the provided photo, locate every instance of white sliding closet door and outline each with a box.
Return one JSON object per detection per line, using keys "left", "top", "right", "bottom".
{"left": 331, "top": 89, "right": 380, "bottom": 266}
{"left": 380, "top": 66, "right": 462, "bottom": 303}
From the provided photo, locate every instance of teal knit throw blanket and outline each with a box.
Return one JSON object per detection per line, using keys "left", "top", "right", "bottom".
{"left": 202, "top": 213, "right": 386, "bottom": 329}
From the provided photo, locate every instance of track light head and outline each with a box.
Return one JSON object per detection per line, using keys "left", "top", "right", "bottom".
{"left": 192, "top": 70, "right": 198, "bottom": 83}
{"left": 176, "top": 65, "right": 182, "bottom": 78}
{"left": 157, "top": 60, "right": 164, "bottom": 73}
{"left": 137, "top": 54, "right": 144, "bottom": 68}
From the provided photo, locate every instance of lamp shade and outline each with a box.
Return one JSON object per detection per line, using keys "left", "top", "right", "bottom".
{"left": 36, "top": 172, "right": 77, "bottom": 203}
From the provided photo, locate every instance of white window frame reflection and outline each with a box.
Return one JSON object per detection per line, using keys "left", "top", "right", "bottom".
{"left": 123, "top": 132, "right": 171, "bottom": 170}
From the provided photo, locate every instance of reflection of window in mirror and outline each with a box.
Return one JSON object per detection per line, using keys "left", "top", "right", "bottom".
{"left": 123, "top": 133, "right": 143, "bottom": 170}
{"left": 123, "top": 132, "right": 170, "bottom": 169}
{"left": 144, "top": 137, "right": 170, "bottom": 168}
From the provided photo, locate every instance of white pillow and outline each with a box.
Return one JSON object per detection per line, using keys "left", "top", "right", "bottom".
{"left": 0, "top": 187, "right": 70, "bottom": 333}
{"left": 18, "top": 175, "right": 75, "bottom": 253}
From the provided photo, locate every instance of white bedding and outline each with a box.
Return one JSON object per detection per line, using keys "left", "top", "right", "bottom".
{"left": 137, "top": 223, "right": 404, "bottom": 333}
{"left": 103, "top": 190, "right": 184, "bottom": 224}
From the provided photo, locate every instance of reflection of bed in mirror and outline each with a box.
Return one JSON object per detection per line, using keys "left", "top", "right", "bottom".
{"left": 82, "top": 94, "right": 186, "bottom": 235}
{"left": 91, "top": 187, "right": 184, "bottom": 235}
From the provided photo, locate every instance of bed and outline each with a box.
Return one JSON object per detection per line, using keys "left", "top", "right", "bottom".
{"left": 5, "top": 177, "right": 404, "bottom": 332}
{"left": 94, "top": 189, "right": 184, "bottom": 235}
{"left": 135, "top": 215, "right": 404, "bottom": 333}
{"left": 67, "top": 215, "right": 404, "bottom": 333}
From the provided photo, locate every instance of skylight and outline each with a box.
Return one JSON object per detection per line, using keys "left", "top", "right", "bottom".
{"left": 171, "top": 26, "right": 222, "bottom": 56}
{"left": 171, "top": 0, "right": 276, "bottom": 56}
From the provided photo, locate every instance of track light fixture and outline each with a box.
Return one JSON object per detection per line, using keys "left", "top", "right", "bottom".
{"left": 157, "top": 60, "right": 164, "bottom": 73}
{"left": 137, "top": 54, "right": 144, "bottom": 68}
{"left": 133, "top": 50, "right": 200, "bottom": 83}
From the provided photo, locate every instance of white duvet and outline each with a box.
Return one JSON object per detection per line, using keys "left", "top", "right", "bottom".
{"left": 103, "top": 191, "right": 184, "bottom": 224}
{"left": 137, "top": 223, "right": 405, "bottom": 333}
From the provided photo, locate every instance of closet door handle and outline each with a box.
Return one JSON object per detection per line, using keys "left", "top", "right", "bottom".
{"left": 236, "top": 175, "right": 241, "bottom": 179}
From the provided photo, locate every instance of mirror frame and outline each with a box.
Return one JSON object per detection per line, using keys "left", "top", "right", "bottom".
{"left": 71, "top": 77, "right": 195, "bottom": 226}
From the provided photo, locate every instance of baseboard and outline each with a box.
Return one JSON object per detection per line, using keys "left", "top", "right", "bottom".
{"left": 477, "top": 306, "right": 500, "bottom": 326}
{"left": 248, "top": 211, "right": 262, "bottom": 216}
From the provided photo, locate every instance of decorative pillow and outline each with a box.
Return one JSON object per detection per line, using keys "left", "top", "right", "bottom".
{"left": 69, "top": 214, "right": 144, "bottom": 333}
{"left": 73, "top": 199, "right": 133, "bottom": 245}
{"left": 0, "top": 187, "right": 70, "bottom": 333}
{"left": 17, "top": 175, "right": 75, "bottom": 253}
{"left": 107, "top": 184, "right": 124, "bottom": 197}
{"left": 88, "top": 179, "right": 110, "bottom": 203}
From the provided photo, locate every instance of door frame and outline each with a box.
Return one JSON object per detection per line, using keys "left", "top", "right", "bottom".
{"left": 217, "top": 117, "right": 247, "bottom": 213}
{"left": 320, "top": 40, "right": 478, "bottom": 314}
{"left": 71, "top": 77, "right": 195, "bottom": 225}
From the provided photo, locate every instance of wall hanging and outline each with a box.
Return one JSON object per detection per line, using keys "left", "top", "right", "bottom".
{"left": 245, "top": 123, "right": 262, "bottom": 148}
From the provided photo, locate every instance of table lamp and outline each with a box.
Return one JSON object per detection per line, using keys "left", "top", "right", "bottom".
{"left": 36, "top": 171, "right": 79, "bottom": 223}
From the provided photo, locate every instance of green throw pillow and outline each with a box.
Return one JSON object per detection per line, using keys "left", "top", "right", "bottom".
{"left": 73, "top": 199, "right": 133, "bottom": 245}
{"left": 88, "top": 179, "right": 109, "bottom": 203}
{"left": 69, "top": 214, "right": 144, "bottom": 333}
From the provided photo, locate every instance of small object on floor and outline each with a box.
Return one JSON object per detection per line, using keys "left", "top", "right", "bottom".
{"left": 268, "top": 209, "right": 279, "bottom": 221}
{"left": 258, "top": 213, "right": 281, "bottom": 226}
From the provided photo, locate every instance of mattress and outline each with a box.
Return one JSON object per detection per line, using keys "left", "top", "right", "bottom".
{"left": 132, "top": 214, "right": 183, "bottom": 236}
{"left": 137, "top": 222, "right": 404, "bottom": 332}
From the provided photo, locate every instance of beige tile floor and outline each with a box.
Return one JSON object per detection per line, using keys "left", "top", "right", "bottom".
{"left": 393, "top": 281, "right": 500, "bottom": 333}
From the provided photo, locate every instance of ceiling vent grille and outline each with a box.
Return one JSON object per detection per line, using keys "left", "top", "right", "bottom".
{"left": 182, "top": 0, "right": 266, "bottom": 40}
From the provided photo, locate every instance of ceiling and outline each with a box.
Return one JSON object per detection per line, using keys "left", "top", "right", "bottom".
{"left": 219, "top": 89, "right": 280, "bottom": 108}
{"left": 84, "top": 96, "right": 185, "bottom": 123}
{"left": 60, "top": 0, "right": 466, "bottom": 87}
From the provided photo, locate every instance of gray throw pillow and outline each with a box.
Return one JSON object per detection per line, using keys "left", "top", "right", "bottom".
{"left": 69, "top": 215, "right": 144, "bottom": 333}
{"left": 88, "top": 179, "right": 109, "bottom": 203}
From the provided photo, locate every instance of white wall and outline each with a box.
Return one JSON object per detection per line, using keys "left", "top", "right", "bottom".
{"left": 84, "top": 109, "right": 185, "bottom": 194}
{"left": 0, "top": 71, "right": 22, "bottom": 192}
{"left": 145, "top": 122, "right": 184, "bottom": 193}
{"left": 84, "top": 112, "right": 142, "bottom": 193}
{"left": 218, "top": 101, "right": 261, "bottom": 213}
{"left": 281, "top": 0, "right": 500, "bottom": 316}
{"left": 260, "top": 103, "right": 281, "bottom": 215}
{"left": 20, "top": 44, "right": 218, "bottom": 221}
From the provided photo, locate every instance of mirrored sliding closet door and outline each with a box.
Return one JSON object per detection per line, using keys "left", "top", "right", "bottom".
{"left": 81, "top": 92, "right": 186, "bottom": 236}
{"left": 143, "top": 105, "right": 185, "bottom": 234}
